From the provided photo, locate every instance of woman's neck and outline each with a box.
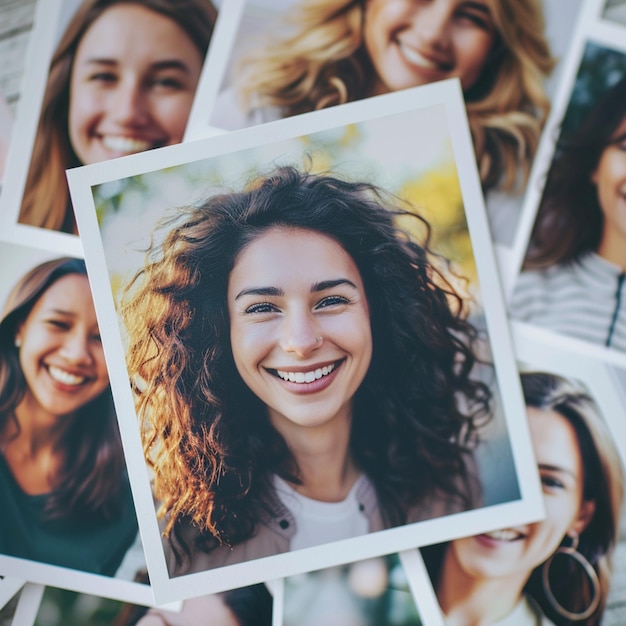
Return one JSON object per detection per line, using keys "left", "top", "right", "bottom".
{"left": 437, "top": 544, "right": 528, "bottom": 626}
{"left": 1, "top": 399, "right": 73, "bottom": 494}
{"left": 273, "top": 408, "right": 359, "bottom": 502}
{"left": 8, "top": 395, "right": 72, "bottom": 458}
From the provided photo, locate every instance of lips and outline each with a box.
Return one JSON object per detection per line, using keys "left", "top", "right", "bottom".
{"left": 265, "top": 358, "right": 345, "bottom": 392}
{"left": 47, "top": 365, "right": 88, "bottom": 387}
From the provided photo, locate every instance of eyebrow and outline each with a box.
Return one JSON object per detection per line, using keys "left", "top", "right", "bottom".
{"left": 234, "top": 278, "right": 358, "bottom": 300}
{"left": 464, "top": 1, "right": 492, "bottom": 14}
{"left": 539, "top": 463, "right": 578, "bottom": 480}
{"left": 83, "top": 58, "right": 192, "bottom": 73}
{"left": 47, "top": 308, "right": 76, "bottom": 316}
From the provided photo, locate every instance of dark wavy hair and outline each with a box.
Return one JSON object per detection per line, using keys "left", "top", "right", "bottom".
{"left": 0, "top": 257, "right": 126, "bottom": 521}
{"left": 122, "top": 166, "right": 492, "bottom": 562}
{"left": 524, "top": 75, "right": 626, "bottom": 270}
{"left": 422, "top": 371, "right": 623, "bottom": 626}
{"left": 18, "top": 0, "right": 217, "bottom": 234}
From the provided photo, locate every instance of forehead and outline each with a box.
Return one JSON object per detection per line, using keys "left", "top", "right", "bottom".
{"left": 28, "top": 274, "right": 91, "bottom": 315}
{"left": 228, "top": 227, "right": 362, "bottom": 291}
{"left": 527, "top": 407, "right": 584, "bottom": 478}
{"left": 75, "top": 4, "right": 190, "bottom": 58}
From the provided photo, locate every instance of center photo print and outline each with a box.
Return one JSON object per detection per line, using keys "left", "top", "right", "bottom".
{"left": 66, "top": 79, "right": 542, "bottom": 604}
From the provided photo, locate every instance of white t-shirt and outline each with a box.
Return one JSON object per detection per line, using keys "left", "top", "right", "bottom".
{"left": 274, "top": 474, "right": 369, "bottom": 551}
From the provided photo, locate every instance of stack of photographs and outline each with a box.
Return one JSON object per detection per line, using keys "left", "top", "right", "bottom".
{"left": 0, "top": 0, "right": 624, "bottom": 624}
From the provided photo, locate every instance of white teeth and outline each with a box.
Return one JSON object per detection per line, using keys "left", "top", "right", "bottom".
{"left": 48, "top": 365, "right": 86, "bottom": 386}
{"left": 485, "top": 529, "right": 522, "bottom": 542}
{"left": 276, "top": 363, "right": 336, "bottom": 383}
{"left": 101, "top": 135, "right": 153, "bottom": 154}
{"left": 398, "top": 42, "right": 441, "bottom": 70}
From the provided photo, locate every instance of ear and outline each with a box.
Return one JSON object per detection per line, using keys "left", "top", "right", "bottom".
{"left": 569, "top": 499, "right": 596, "bottom": 538}
{"left": 591, "top": 166, "right": 599, "bottom": 186}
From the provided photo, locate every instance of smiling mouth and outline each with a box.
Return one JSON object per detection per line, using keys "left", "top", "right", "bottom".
{"left": 100, "top": 135, "right": 156, "bottom": 154}
{"left": 268, "top": 359, "right": 344, "bottom": 384}
{"left": 47, "top": 365, "right": 88, "bottom": 387}
{"left": 397, "top": 41, "right": 452, "bottom": 73}
{"left": 483, "top": 529, "right": 525, "bottom": 542}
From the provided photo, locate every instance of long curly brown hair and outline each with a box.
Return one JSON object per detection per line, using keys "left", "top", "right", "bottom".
{"left": 122, "top": 166, "right": 492, "bottom": 564}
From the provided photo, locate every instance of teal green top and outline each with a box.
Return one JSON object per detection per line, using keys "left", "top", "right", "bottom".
{"left": 0, "top": 456, "right": 138, "bottom": 576}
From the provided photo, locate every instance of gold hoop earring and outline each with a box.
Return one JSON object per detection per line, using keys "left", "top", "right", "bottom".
{"left": 541, "top": 532, "right": 601, "bottom": 621}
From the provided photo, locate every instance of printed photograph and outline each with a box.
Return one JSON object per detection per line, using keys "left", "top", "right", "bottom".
{"left": 68, "top": 82, "right": 541, "bottom": 603}
{"left": 422, "top": 371, "right": 625, "bottom": 625}
{"left": 0, "top": 241, "right": 150, "bottom": 603}
{"left": 511, "top": 42, "right": 626, "bottom": 354}
{"left": 0, "top": 0, "right": 218, "bottom": 236}
{"left": 282, "top": 555, "right": 422, "bottom": 626}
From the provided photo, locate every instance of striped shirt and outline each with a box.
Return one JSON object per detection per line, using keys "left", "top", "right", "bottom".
{"left": 511, "top": 252, "right": 626, "bottom": 351}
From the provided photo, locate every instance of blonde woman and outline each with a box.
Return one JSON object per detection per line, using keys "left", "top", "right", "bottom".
{"left": 213, "top": 0, "right": 554, "bottom": 242}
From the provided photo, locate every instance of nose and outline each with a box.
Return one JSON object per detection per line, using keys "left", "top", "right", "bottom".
{"left": 109, "top": 78, "right": 150, "bottom": 127}
{"left": 59, "top": 330, "right": 94, "bottom": 365}
{"left": 280, "top": 309, "right": 322, "bottom": 357}
{"left": 412, "top": 1, "right": 453, "bottom": 49}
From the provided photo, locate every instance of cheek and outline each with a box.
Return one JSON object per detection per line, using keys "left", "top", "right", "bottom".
{"left": 364, "top": 1, "right": 407, "bottom": 48}
{"left": 229, "top": 322, "right": 268, "bottom": 379}
{"left": 527, "top": 500, "right": 579, "bottom": 563}
{"left": 457, "top": 34, "right": 494, "bottom": 87}
{"left": 68, "top": 84, "right": 100, "bottom": 146}
{"left": 151, "top": 94, "right": 194, "bottom": 143}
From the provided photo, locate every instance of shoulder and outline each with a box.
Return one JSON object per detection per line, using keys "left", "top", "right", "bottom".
{"left": 162, "top": 503, "right": 293, "bottom": 577}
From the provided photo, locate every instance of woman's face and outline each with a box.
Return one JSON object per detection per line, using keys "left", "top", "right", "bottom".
{"left": 363, "top": 0, "right": 497, "bottom": 96}
{"left": 68, "top": 4, "right": 203, "bottom": 163}
{"left": 448, "top": 407, "right": 594, "bottom": 582}
{"left": 592, "top": 115, "right": 626, "bottom": 255}
{"left": 228, "top": 227, "right": 372, "bottom": 436}
{"left": 15, "top": 274, "right": 109, "bottom": 421}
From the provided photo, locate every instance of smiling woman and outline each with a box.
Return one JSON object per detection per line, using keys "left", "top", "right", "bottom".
{"left": 121, "top": 165, "right": 493, "bottom": 575}
{"left": 0, "top": 257, "right": 137, "bottom": 575}
{"left": 422, "top": 372, "right": 623, "bottom": 626}
{"left": 18, "top": 0, "right": 217, "bottom": 234}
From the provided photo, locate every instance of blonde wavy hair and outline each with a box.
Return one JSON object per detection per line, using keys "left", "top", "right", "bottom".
{"left": 236, "top": 0, "right": 554, "bottom": 193}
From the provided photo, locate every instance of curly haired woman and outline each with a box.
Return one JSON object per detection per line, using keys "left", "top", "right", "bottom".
{"left": 122, "top": 166, "right": 493, "bottom": 575}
